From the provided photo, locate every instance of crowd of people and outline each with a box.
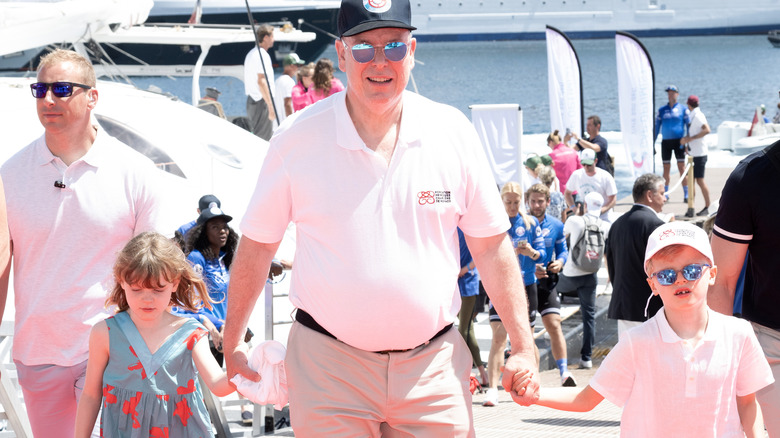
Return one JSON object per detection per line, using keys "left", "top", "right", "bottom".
{"left": 0, "top": 0, "right": 777, "bottom": 436}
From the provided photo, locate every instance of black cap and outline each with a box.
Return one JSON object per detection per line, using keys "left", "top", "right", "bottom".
{"left": 338, "top": 0, "right": 416, "bottom": 37}
{"left": 197, "top": 206, "right": 233, "bottom": 226}
{"left": 198, "top": 194, "right": 220, "bottom": 211}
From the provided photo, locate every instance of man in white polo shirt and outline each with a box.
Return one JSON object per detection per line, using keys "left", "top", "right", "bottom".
{"left": 0, "top": 49, "right": 167, "bottom": 437}
{"left": 223, "top": 0, "right": 540, "bottom": 435}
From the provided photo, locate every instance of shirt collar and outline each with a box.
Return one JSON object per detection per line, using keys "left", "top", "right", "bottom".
{"left": 334, "top": 90, "right": 422, "bottom": 152}
{"left": 35, "top": 125, "right": 106, "bottom": 168}
{"left": 655, "top": 307, "right": 718, "bottom": 344}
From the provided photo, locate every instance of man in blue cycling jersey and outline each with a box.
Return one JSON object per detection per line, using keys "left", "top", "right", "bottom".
{"left": 654, "top": 85, "right": 690, "bottom": 201}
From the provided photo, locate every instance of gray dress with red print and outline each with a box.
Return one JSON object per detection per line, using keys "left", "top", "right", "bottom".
{"left": 100, "top": 312, "right": 213, "bottom": 437}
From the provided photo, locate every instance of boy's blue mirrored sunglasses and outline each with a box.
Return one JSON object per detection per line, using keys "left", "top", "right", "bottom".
{"left": 650, "top": 263, "right": 710, "bottom": 286}
{"left": 30, "top": 81, "right": 91, "bottom": 99}
{"left": 342, "top": 41, "right": 408, "bottom": 63}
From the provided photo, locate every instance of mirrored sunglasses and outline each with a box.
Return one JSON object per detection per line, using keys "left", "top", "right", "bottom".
{"left": 343, "top": 41, "right": 408, "bottom": 64}
{"left": 30, "top": 81, "right": 92, "bottom": 99}
{"left": 650, "top": 263, "right": 710, "bottom": 286}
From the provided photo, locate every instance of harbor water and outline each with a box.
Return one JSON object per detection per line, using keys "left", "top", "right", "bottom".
{"left": 130, "top": 34, "right": 780, "bottom": 198}
{"left": 131, "top": 34, "right": 780, "bottom": 135}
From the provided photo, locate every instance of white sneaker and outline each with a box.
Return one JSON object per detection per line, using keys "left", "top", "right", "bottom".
{"left": 482, "top": 387, "right": 498, "bottom": 407}
{"left": 561, "top": 371, "right": 577, "bottom": 387}
{"left": 580, "top": 360, "right": 593, "bottom": 369}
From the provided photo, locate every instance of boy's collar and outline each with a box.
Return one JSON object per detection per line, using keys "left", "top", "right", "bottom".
{"left": 656, "top": 307, "right": 718, "bottom": 344}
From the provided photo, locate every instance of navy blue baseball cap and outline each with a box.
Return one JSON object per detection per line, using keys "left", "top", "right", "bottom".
{"left": 338, "top": 0, "right": 416, "bottom": 37}
{"left": 198, "top": 194, "right": 220, "bottom": 211}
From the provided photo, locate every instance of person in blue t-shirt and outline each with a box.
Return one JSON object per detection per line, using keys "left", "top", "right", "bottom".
{"left": 527, "top": 183, "right": 576, "bottom": 387}
{"left": 654, "top": 85, "right": 691, "bottom": 202}
{"left": 484, "top": 181, "right": 545, "bottom": 407}
{"left": 174, "top": 194, "right": 221, "bottom": 249}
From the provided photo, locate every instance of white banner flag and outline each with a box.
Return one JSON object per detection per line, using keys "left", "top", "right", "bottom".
{"left": 470, "top": 104, "right": 523, "bottom": 187}
{"left": 616, "top": 32, "right": 655, "bottom": 178}
{"left": 546, "top": 26, "right": 582, "bottom": 138}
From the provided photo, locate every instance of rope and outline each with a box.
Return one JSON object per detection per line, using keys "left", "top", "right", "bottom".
{"left": 664, "top": 161, "right": 692, "bottom": 195}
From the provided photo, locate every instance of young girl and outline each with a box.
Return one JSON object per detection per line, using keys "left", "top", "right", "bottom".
{"left": 75, "top": 232, "right": 234, "bottom": 437}
{"left": 483, "top": 181, "right": 546, "bottom": 407}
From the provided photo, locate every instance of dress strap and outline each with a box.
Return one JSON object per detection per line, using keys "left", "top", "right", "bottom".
{"left": 112, "top": 312, "right": 205, "bottom": 378}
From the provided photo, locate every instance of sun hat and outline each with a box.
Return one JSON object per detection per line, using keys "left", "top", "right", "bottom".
{"left": 643, "top": 222, "right": 713, "bottom": 275}
{"left": 198, "top": 194, "right": 221, "bottom": 211}
{"left": 584, "top": 192, "right": 603, "bottom": 217}
{"left": 338, "top": 0, "right": 416, "bottom": 37}
{"left": 283, "top": 53, "right": 306, "bottom": 66}
{"left": 580, "top": 149, "right": 596, "bottom": 165}
{"left": 197, "top": 205, "right": 233, "bottom": 225}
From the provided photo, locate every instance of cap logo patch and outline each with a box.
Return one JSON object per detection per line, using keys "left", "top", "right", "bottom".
{"left": 364, "top": 0, "right": 391, "bottom": 13}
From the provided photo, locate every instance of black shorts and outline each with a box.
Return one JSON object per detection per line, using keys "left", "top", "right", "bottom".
{"left": 693, "top": 155, "right": 707, "bottom": 179}
{"left": 489, "top": 283, "right": 538, "bottom": 327}
{"left": 661, "top": 138, "right": 685, "bottom": 163}
{"left": 537, "top": 282, "right": 562, "bottom": 316}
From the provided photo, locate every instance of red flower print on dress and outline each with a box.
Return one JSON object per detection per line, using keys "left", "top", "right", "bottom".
{"left": 177, "top": 379, "right": 197, "bottom": 395}
{"left": 173, "top": 398, "right": 193, "bottom": 426}
{"left": 150, "top": 426, "right": 169, "bottom": 438}
{"left": 122, "top": 391, "right": 143, "bottom": 429}
{"left": 127, "top": 346, "right": 147, "bottom": 379}
{"left": 156, "top": 394, "right": 170, "bottom": 402}
{"left": 185, "top": 327, "right": 207, "bottom": 350}
{"left": 103, "top": 384, "right": 117, "bottom": 407}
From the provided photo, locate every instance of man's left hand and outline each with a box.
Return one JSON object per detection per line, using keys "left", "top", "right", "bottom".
{"left": 503, "top": 350, "right": 540, "bottom": 406}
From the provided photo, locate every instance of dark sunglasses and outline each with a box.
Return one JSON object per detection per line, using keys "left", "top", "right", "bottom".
{"left": 342, "top": 41, "right": 408, "bottom": 64}
{"left": 650, "top": 263, "right": 710, "bottom": 286}
{"left": 30, "top": 81, "right": 92, "bottom": 99}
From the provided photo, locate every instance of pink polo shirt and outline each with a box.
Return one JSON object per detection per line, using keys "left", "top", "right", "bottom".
{"left": 548, "top": 142, "right": 581, "bottom": 193}
{"left": 241, "top": 91, "right": 509, "bottom": 352}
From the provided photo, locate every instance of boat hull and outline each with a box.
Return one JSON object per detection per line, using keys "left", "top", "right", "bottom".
{"left": 104, "top": 8, "right": 338, "bottom": 67}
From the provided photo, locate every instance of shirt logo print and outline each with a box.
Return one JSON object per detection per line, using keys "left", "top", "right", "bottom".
{"left": 417, "top": 190, "right": 451, "bottom": 205}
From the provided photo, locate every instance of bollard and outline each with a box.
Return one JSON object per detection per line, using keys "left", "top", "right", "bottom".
{"left": 685, "top": 155, "right": 695, "bottom": 218}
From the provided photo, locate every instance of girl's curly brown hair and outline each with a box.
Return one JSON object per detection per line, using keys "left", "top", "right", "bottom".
{"left": 107, "top": 232, "right": 212, "bottom": 313}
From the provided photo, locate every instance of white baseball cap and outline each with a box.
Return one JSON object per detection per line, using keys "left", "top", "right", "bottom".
{"left": 580, "top": 148, "right": 596, "bottom": 165}
{"left": 584, "top": 192, "right": 604, "bottom": 216}
{"left": 644, "top": 222, "right": 713, "bottom": 274}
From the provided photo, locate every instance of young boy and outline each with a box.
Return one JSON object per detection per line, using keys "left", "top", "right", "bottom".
{"left": 513, "top": 222, "right": 774, "bottom": 437}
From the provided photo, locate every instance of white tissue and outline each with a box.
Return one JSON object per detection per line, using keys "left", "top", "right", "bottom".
{"left": 230, "top": 340, "right": 288, "bottom": 409}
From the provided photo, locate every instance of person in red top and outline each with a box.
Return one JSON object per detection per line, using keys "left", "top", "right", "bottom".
{"left": 546, "top": 130, "right": 581, "bottom": 193}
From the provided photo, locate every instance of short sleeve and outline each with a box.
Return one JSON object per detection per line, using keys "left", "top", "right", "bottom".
{"left": 589, "top": 335, "right": 637, "bottom": 407}
{"left": 712, "top": 162, "right": 752, "bottom": 244}
{"left": 736, "top": 321, "right": 775, "bottom": 396}
{"left": 240, "top": 146, "right": 293, "bottom": 243}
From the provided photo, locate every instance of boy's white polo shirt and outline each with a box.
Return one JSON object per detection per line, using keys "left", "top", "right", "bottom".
{"left": 590, "top": 308, "right": 773, "bottom": 436}
{"left": 242, "top": 91, "right": 509, "bottom": 352}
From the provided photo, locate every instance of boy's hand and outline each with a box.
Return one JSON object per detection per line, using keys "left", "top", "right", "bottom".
{"left": 503, "top": 351, "right": 540, "bottom": 406}
{"left": 511, "top": 369, "right": 534, "bottom": 397}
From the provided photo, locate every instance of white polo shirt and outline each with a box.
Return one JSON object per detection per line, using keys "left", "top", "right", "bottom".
{"left": 241, "top": 91, "right": 509, "bottom": 351}
{"left": 243, "top": 46, "right": 275, "bottom": 103}
{"left": 687, "top": 107, "right": 709, "bottom": 157}
{"left": 590, "top": 308, "right": 773, "bottom": 437}
{"left": 1, "top": 128, "right": 167, "bottom": 366}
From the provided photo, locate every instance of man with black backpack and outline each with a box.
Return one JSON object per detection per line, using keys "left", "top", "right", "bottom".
{"left": 556, "top": 192, "right": 610, "bottom": 369}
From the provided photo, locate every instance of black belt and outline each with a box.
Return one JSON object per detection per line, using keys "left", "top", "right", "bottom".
{"left": 295, "top": 309, "right": 453, "bottom": 354}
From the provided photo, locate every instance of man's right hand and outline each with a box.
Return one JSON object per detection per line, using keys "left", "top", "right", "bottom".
{"left": 225, "top": 342, "right": 262, "bottom": 386}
